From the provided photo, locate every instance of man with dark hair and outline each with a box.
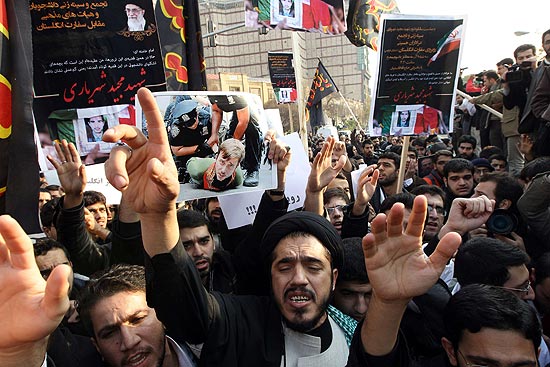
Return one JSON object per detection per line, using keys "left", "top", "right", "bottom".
{"left": 361, "top": 138, "right": 378, "bottom": 166}
{"left": 443, "top": 158, "right": 474, "bottom": 212}
{"left": 411, "top": 185, "right": 446, "bottom": 242}
{"left": 332, "top": 237, "right": 371, "bottom": 322}
{"left": 423, "top": 149, "right": 453, "bottom": 188}
{"left": 489, "top": 153, "right": 508, "bottom": 172}
{"left": 39, "top": 187, "right": 52, "bottom": 210}
{"left": 78, "top": 264, "right": 196, "bottom": 367}
{"left": 504, "top": 43, "right": 541, "bottom": 145}
{"left": 471, "top": 172, "right": 528, "bottom": 251}
{"left": 534, "top": 253, "right": 550, "bottom": 334}
{"left": 348, "top": 196, "right": 541, "bottom": 367}
{"left": 176, "top": 209, "right": 236, "bottom": 293}
{"left": 441, "top": 284, "right": 541, "bottom": 367}
{"left": 454, "top": 237, "right": 533, "bottom": 299}
{"left": 411, "top": 137, "right": 427, "bottom": 157}
{"left": 456, "top": 135, "right": 477, "bottom": 160}
{"left": 82, "top": 190, "right": 111, "bottom": 242}
{"left": 323, "top": 187, "right": 350, "bottom": 235}
{"left": 369, "top": 152, "right": 401, "bottom": 213}
{"left": 40, "top": 196, "right": 60, "bottom": 240}
{"left": 471, "top": 157, "right": 494, "bottom": 184}
{"left": 48, "top": 141, "right": 144, "bottom": 276}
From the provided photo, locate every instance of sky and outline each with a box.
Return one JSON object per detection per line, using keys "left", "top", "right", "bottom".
{"left": 390, "top": 0, "right": 548, "bottom": 73}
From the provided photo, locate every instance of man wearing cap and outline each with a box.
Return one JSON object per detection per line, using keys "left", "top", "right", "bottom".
{"left": 166, "top": 98, "right": 217, "bottom": 182}
{"left": 471, "top": 157, "right": 494, "bottom": 184}
{"left": 101, "top": 89, "right": 352, "bottom": 366}
{"left": 209, "top": 95, "right": 263, "bottom": 187}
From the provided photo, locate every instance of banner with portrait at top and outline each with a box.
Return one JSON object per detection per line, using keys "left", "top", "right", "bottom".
{"left": 245, "top": 0, "right": 346, "bottom": 34}
{"left": 30, "top": 0, "right": 165, "bottom": 172}
{"left": 368, "top": 15, "right": 465, "bottom": 137}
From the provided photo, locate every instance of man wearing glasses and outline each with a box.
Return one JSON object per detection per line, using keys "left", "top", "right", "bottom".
{"left": 348, "top": 196, "right": 542, "bottom": 367}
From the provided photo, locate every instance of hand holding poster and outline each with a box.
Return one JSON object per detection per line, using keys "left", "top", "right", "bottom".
{"left": 218, "top": 132, "right": 310, "bottom": 229}
{"left": 368, "top": 15, "right": 465, "bottom": 137}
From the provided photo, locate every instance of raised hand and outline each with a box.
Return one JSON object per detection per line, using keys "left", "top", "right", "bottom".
{"left": 102, "top": 88, "right": 179, "bottom": 215}
{"left": 352, "top": 165, "right": 378, "bottom": 216}
{"left": 307, "top": 136, "right": 346, "bottom": 193}
{"left": 439, "top": 196, "right": 494, "bottom": 238}
{"left": 0, "top": 215, "right": 70, "bottom": 364}
{"left": 362, "top": 196, "right": 462, "bottom": 303}
{"left": 102, "top": 88, "right": 180, "bottom": 256}
{"left": 47, "top": 140, "right": 86, "bottom": 207}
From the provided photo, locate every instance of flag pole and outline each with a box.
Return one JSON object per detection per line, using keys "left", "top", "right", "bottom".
{"left": 293, "top": 32, "right": 307, "bottom": 150}
{"left": 337, "top": 90, "right": 360, "bottom": 125}
{"left": 456, "top": 89, "right": 503, "bottom": 119}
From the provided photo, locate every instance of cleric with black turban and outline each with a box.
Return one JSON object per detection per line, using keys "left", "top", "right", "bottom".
{"left": 261, "top": 211, "right": 344, "bottom": 271}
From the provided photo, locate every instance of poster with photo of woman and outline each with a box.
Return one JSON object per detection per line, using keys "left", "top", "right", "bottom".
{"left": 390, "top": 105, "right": 417, "bottom": 135}
{"left": 271, "top": 0, "right": 303, "bottom": 28}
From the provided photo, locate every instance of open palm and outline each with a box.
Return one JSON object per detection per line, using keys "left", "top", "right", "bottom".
{"left": 0, "top": 215, "right": 70, "bottom": 349}
{"left": 362, "top": 196, "right": 461, "bottom": 302}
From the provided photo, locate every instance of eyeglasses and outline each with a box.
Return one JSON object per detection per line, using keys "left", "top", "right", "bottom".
{"left": 427, "top": 204, "right": 445, "bottom": 216}
{"left": 326, "top": 205, "right": 345, "bottom": 215}
{"left": 39, "top": 262, "right": 70, "bottom": 280}
{"left": 125, "top": 7, "right": 143, "bottom": 13}
{"left": 495, "top": 280, "right": 531, "bottom": 296}
{"left": 457, "top": 349, "right": 491, "bottom": 367}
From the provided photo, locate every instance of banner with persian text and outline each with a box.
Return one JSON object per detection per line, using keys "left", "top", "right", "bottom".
{"left": 368, "top": 15, "right": 465, "bottom": 136}
{"left": 267, "top": 52, "right": 297, "bottom": 104}
{"left": 30, "top": 0, "right": 165, "bottom": 170}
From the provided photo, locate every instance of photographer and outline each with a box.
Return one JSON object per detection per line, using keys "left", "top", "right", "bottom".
{"left": 470, "top": 172, "right": 543, "bottom": 257}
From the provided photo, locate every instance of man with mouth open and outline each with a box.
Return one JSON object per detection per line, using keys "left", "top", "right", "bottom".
{"left": 99, "top": 89, "right": 350, "bottom": 366}
{"left": 78, "top": 264, "right": 196, "bottom": 367}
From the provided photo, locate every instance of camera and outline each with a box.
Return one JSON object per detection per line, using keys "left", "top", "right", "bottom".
{"left": 486, "top": 209, "right": 518, "bottom": 235}
{"left": 505, "top": 61, "right": 532, "bottom": 84}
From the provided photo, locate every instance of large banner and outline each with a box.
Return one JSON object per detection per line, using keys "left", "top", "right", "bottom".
{"left": 245, "top": 0, "right": 346, "bottom": 34}
{"left": 30, "top": 0, "right": 166, "bottom": 171}
{"left": 368, "top": 15, "right": 465, "bottom": 137}
{"left": 267, "top": 52, "right": 297, "bottom": 104}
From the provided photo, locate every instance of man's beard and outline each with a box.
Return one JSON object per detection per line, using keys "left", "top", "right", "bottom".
{"left": 280, "top": 276, "right": 334, "bottom": 333}
{"left": 379, "top": 173, "right": 397, "bottom": 187}
{"left": 283, "top": 294, "right": 331, "bottom": 333}
{"left": 127, "top": 17, "right": 145, "bottom": 31}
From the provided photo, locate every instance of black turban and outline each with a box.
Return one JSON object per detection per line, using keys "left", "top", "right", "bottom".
{"left": 261, "top": 211, "right": 344, "bottom": 270}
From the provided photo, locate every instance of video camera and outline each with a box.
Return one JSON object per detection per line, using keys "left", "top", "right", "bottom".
{"left": 486, "top": 209, "right": 518, "bottom": 236}
{"left": 505, "top": 61, "right": 532, "bottom": 84}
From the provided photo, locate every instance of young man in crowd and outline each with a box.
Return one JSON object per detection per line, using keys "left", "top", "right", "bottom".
{"left": 442, "top": 158, "right": 475, "bottom": 214}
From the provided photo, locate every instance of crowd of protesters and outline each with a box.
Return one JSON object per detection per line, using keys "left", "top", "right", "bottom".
{"left": 2, "top": 32, "right": 550, "bottom": 367}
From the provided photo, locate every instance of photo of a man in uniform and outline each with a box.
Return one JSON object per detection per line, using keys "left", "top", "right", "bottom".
{"left": 166, "top": 97, "right": 216, "bottom": 183}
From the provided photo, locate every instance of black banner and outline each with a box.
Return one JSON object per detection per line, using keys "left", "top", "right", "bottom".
{"left": 369, "top": 16, "right": 464, "bottom": 136}
{"left": 30, "top": 0, "right": 165, "bottom": 111}
{"left": 267, "top": 52, "right": 297, "bottom": 104}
